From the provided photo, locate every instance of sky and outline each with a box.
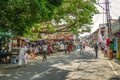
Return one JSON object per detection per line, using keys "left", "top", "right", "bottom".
{"left": 80, "top": 0, "right": 120, "bottom": 36}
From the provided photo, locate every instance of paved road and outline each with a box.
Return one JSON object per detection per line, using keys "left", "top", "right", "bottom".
{"left": 0, "top": 47, "right": 120, "bottom": 80}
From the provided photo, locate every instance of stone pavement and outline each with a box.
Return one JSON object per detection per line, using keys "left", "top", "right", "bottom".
{"left": 0, "top": 63, "right": 17, "bottom": 70}
{"left": 0, "top": 56, "right": 42, "bottom": 70}
{"left": 98, "top": 49, "right": 120, "bottom": 69}
{"left": 0, "top": 47, "right": 120, "bottom": 80}
{"left": 0, "top": 52, "right": 63, "bottom": 70}
{"left": 0, "top": 47, "right": 120, "bottom": 70}
{"left": 112, "top": 58, "right": 120, "bottom": 66}
{"left": 82, "top": 46, "right": 120, "bottom": 70}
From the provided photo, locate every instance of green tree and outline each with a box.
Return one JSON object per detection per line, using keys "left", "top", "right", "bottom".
{"left": 0, "top": 0, "right": 62, "bottom": 36}
{"left": 53, "top": 0, "right": 98, "bottom": 33}
{"left": 0, "top": 0, "right": 98, "bottom": 37}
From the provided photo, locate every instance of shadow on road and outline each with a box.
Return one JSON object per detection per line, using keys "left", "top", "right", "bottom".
{"left": 0, "top": 50, "right": 117, "bottom": 80}
{"left": 109, "top": 76, "right": 120, "bottom": 80}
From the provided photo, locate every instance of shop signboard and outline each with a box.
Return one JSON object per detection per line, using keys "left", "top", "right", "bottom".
{"left": 111, "top": 20, "right": 120, "bottom": 34}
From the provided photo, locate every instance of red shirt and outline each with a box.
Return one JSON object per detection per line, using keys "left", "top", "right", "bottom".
{"left": 106, "top": 38, "right": 110, "bottom": 46}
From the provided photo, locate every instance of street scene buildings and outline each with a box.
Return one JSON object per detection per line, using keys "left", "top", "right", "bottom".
{"left": 0, "top": 0, "right": 120, "bottom": 80}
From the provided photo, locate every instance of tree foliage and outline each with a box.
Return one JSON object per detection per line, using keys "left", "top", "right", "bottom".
{"left": 0, "top": 0, "right": 97, "bottom": 36}
{"left": 0, "top": 0, "right": 62, "bottom": 36}
{"left": 53, "top": 0, "right": 98, "bottom": 33}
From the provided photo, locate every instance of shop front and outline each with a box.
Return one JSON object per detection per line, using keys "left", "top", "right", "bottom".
{"left": 0, "top": 32, "right": 13, "bottom": 62}
{"left": 111, "top": 19, "right": 120, "bottom": 59}
{"left": 114, "top": 33, "right": 120, "bottom": 59}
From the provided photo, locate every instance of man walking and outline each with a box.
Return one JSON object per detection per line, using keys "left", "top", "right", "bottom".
{"left": 64, "top": 43, "right": 67, "bottom": 54}
{"left": 42, "top": 43, "right": 47, "bottom": 60}
{"left": 67, "top": 43, "right": 72, "bottom": 55}
{"left": 79, "top": 42, "right": 83, "bottom": 55}
{"left": 18, "top": 42, "right": 28, "bottom": 67}
{"left": 94, "top": 43, "right": 98, "bottom": 58}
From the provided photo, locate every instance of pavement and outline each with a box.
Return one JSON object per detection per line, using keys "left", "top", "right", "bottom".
{"left": 98, "top": 49, "right": 120, "bottom": 69}
{"left": 0, "top": 47, "right": 120, "bottom": 80}
{"left": 0, "top": 47, "right": 120, "bottom": 70}
{"left": 112, "top": 59, "right": 120, "bottom": 68}
{"left": 0, "top": 52, "right": 62, "bottom": 70}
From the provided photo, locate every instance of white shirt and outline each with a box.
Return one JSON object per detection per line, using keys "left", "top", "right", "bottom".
{"left": 19, "top": 46, "right": 26, "bottom": 58}
{"left": 42, "top": 45, "right": 47, "bottom": 51}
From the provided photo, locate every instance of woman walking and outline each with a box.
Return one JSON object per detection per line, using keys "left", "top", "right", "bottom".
{"left": 94, "top": 43, "right": 98, "bottom": 58}
{"left": 67, "top": 44, "right": 72, "bottom": 55}
{"left": 104, "top": 44, "right": 108, "bottom": 57}
{"left": 42, "top": 43, "right": 47, "bottom": 60}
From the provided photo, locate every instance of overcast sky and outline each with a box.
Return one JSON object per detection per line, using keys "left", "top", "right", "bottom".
{"left": 81, "top": 0, "right": 120, "bottom": 36}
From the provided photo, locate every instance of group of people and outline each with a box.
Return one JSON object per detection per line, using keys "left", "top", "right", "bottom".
{"left": 18, "top": 41, "right": 79, "bottom": 67}
{"left": 100, "top": 43, "right": 109, "bottom": 57}
{"left": 18, "top": 40, "right": 110, "bottom": 67}
{"left": 34, "top": 43, "right": 53, "bottom": 56}
{"left": 18, "top": 41, "right": 50, "bottom": 67}
{"left": 64, "top": 42, "right": 86, "bottom": 55}
{"left": 64, "top": 43, "right": 72, "bottom": 55}
{"left": 94, "top": 42, "right": 109, "bottom": 58}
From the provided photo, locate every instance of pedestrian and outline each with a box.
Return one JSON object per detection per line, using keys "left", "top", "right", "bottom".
{"left": 104, "top": 44, "right": 108, "bottom": 57}
{"left": 18, "top": 42, "right": 28, "bottom": 67}
{"left": 64, "top": 43, "right": 67, "bottom": 54}
{"left": 47, "top": 44, "right": 51, "bottom": 55}
{"left": 101, "top": 43, "right": 105, "bottom": 54}
{"left": 94, "top": 43, "right": 98, "bottom": 58}
{"left": 42, "top": 43, "right": 47, "bottom": 60}
{"left": 80, "top": 42, "right": 83, "bottom": 55}
{"left": 81, "top": 43, "right": 85, "bottom": 54}
{"left": 67, "top": 43, "right": 72, "bottom": 55}
{"left": 35, "top": 46, "right": 39, "bottom": 56}
{"left": 39, "top": 45, "right": 43, "bottom": 54}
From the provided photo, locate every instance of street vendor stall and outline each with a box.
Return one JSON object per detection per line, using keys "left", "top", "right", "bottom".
{"left": 111, "top": 19, "right": 120, "bottom": 59}
{"left": 0, "top": 32, "right": 13, "bottom": 62}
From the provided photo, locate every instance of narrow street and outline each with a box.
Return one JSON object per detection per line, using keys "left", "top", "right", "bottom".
{"left": 0, "top": 47, "right": 120, "bottom": 80}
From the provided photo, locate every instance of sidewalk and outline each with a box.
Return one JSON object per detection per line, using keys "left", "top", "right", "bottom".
{"left": 1, "top": 48, "right": 120, "bottom": 70}
{"left": 98, "top": 49, "right": 120, "bottom": 68}
{"left": 0, "top": 55, "right": 42, "bottom": 70}
{"left": 87, "top": 46, "right": 120, "bottom": 68}
{"left": 111, "top": 58, "right": 120, "bottom": 68}
{"left": 0, "top": 52, "right": 62, "bottom": 70}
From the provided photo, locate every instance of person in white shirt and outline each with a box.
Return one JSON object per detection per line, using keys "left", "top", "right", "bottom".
{"left": 42, "top": 43, "right": 47, "bottom": 60}
{"left": 18, "top": 42, "right": 28, "bottom": 67}
{"left": 35, "top": 46, "right": 39, "bottom": 56}
{"left": 104, "top": 45, "right": 108, "bottom": 57}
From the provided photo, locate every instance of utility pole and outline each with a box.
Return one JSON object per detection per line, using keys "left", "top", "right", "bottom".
{"left": 96, "top": 0, "right": 112, "bottom": 38}
{"left": 105, "top": 0, "right": 111, "bottom": 38}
